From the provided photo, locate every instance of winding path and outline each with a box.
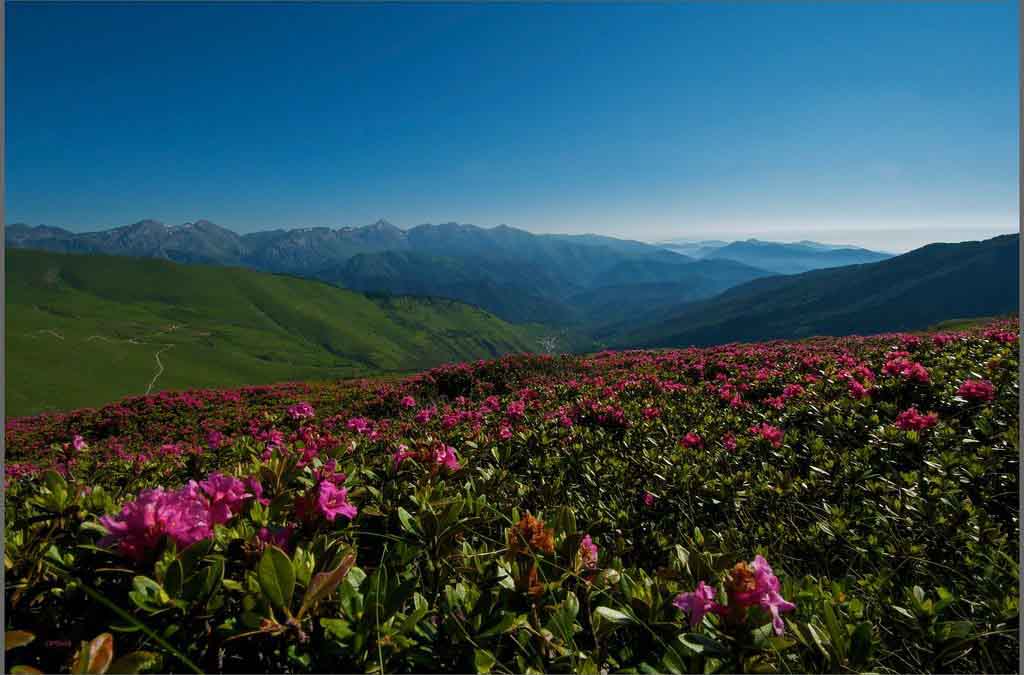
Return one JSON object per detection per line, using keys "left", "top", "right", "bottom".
{"left": 145, "top": 345, "right": 175, "bottom": 395}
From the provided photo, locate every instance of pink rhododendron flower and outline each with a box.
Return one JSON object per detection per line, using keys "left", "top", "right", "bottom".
{"left": 848, "top": 379, "right": 871, "bottom": 399}
{"left": 197, "top": 472, "right": 251, "bottom": 525}
{"left": 72, "top": 434, "right": 88, "bottom": 451}
{"left": 257, "top": 525, "right": 295, "bottom": 552}
{"left": 728, "top": 555, "right": 796, "bottom": 636}
{"left": 499, "top": 425, "right": 513, "bottom": 440}
{"left": 674, "top": 581, "right": 723, "bottom": 628}
{"left": 894, "top": 407, "right": 939, "bottom": 431}
{"left": 246, "top": 477, "right": 270, "bottom": 506}
{"left": 317, "top": 481, "right": 357, "bottom": 522}
{"left": 433, "top": 444, "right": 461, "bottom": 471}
{"left": 100, "top": 487, "right": 214, "bottom": 560}
{"left": 579, "top": 534, "right": 599, "bottom": 569}
{"left": 882, "top": 357, "right": 929, "bottom": 383}
{"left": 392, "top": 444, "right": 417, "bottom": 467}
{"left": 723, "top": 433, "right": 737, "bottom": 451}
{"left": 642, "top": 490, "right": 656, "bottom": 507}
{"left": 287, "top": 402, "right": 315, "bottom": 420}
{"left": 679, "top": 432, "right": 703, "bottom": 449}
{"left": 958, "top": 378, "right": 996, "bottom": 402}
{"left": 749, "top": 423, "right": 784, "bottom": 447}
{"left": 401, "top": 395, "right": 417, "bottom": 408}
{"left": 206, "top": 430, "right": 225, "bottom": 449}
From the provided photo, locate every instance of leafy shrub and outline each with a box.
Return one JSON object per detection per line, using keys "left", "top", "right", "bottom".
{"left": 5, "top": 320, "right": 1019, "bottom": 673}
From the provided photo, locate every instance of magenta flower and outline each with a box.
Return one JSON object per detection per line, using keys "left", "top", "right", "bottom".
{"left": 579, "top": 534, "right": 599, "bottom": 570}
{"left": 848, "top": 379, "right": 871, "bottom": 399}
{"left": 206, "top": 430, "right": 225, "bottom": 449}
{"left": 749, "top": 423, "right": 784, "bottom": 448}
{"left": 894, "top": 407, "right": 939, "bottom": 431}
{"left": 958, "top": 378, "right": 996, "bottom": 402}
{"left": 401, "top": 395, "right": 417, "bottom": 408}
{"left": 730, "top": 555, "right": 796, "bottom": 636}
{"left": 673, "top": 581, "right": 723, "bottom": 628}
{"left": 287, "top": 402, "right": 315, "bottom": 420}
{"left": 392, "top": 444, "right": 417, "bottom": 468}
{"left": 317, "top": 481, "right": 357, "bottom": 522}
{"left": 257, "top": 525, "right": 295, "bottom": 553}
{"left": 72, "top": 434, "right": 88, "bottom": 451}
{"left": 246, "top": 476, "right": 270, "bottom": 506}
{"left": 506, "top": 400, "right": 526, "bottom": 419}
{"left": 100, "top": 487, "right": 213, "bottom": 560}
{"left": 196, "top": 472, "right": 251, "bottom": 525}
{"left": 433, "top": 444, "right": 461, "bottom": 472}
{"left": 679, "top": 432, "right": 703, "bottom": 449}
{"left": 642, "top": 490, "right": 656, "bottom": 508}
{"left": 723, "top": 433, "right": 737, "bottom": 451}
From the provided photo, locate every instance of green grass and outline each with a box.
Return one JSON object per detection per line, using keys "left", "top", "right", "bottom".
{"left": 6, "top": 249, "right": 543, "bottom": 416}
{"left": 928, "top": 315, "right": 1012, "bottom": 331}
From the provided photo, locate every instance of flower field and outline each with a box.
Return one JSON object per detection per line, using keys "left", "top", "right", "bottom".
{"left": 4, "top": 319, "right": 1020, "bottom": 674}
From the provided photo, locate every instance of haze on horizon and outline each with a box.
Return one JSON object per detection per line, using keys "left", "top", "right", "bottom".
{"left": 7, "top": 2, "right": 1018, "bottom": 254}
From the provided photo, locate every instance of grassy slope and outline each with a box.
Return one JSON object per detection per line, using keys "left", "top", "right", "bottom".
{"left": 6, "top": 249, "right": 540, "bottom": 416}
{"left": 611, "top": 234, "right": 1019, "bottom": 347}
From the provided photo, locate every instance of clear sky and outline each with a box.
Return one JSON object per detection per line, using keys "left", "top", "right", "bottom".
{"left": 6, "top": 1, "right": 1019, "bottom": 252}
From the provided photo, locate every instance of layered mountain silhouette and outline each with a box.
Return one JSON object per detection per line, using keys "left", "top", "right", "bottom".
{"left": 658, "top": 238, "right": 892, "bottom": 274}
{"left": 7, "top": 221, "right": 1014, "bottom": 340}
{"left": 611, "top": 234, "right": 1019, "bottom": 347}
{"left": 7, "top": 219, "right": 771, "bottom": 325}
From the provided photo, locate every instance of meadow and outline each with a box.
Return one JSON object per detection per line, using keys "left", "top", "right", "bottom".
{"left": 6, "top": 249, "right": 554, "bottom": 417}
{"left": 4, "top": 319, "right": 1019, "bottom": 674}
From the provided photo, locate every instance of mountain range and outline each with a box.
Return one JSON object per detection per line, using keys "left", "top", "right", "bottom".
{"left": 5, "top": 228, "right": 1017, "bottom": 414}
{"left": 611, "top": 233, "right": 1018, "bottom": 347}
{"left": 7, "top": 220, "right": 775, "bottom": 325}
{"left": 7, "top": 221, "right": 1013, "bottom": 345}
{"left": 657, "top": 238, "right": 892, "bottom": 274}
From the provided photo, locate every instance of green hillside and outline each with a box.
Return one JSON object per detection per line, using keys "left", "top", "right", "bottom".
{"left": 611, "top": 234, "right": 1019, "bottom": 347}
{"left": 6, "top": 249, "right": 542, "bottom": 416}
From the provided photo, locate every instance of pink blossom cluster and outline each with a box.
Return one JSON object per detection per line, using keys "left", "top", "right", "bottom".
{"left": 100, "top": 472, "right": 258, "bottom": 560}
{"left": 893, "top": 407, "right": 939, "bottom": 431}
{"left": 287, "top": 401, "right": 316, "bottom": 420}
{"left": 882, "top": 356, "right": 929, "bottom": 383}
{"left": 578, "top": 534, "right": 599, "bottom": 570}
{"left": 674, "top": 555, "right": 796, "bottom": 636}
{"left": 749, "top": 423, "right": 784, "bottom": 448}
{"left": 958, "top": 379, "right": 996, "bottom": 402}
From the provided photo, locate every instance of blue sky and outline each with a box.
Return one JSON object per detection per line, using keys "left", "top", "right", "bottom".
{"left": 6, "top": 1, "right": 1018, "bottom": 251}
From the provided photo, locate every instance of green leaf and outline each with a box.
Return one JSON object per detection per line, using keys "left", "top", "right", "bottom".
{"left": 72, "top": 633, "right": 114, "bottom": 675}
{"left": 593, "top": 606, "right": 633, "bottom": 624}
{"left": 163, "top": 560, "right": 183, "bottom": 598}
{"left": 298, "top": 553, "right": 356, "bottom": 618}
{"left": 935, "top": 620, "right": 973, "bottom": 642}
{"left": 397, "top": 507, "right": 419, "bottom": 535}
{"left": 128, "top": 577, "right": 169, "bottom": 613}
{"left": 258, "top": 545, "right": 295, "bottom": 612}
{"left": 474, "top": 648, "right": 497, "bottom": 674}
{"left": 5, "top": 631, "right": 35, "bottom": 651}
{"left": 107, "top": 651, "right": 162, "bottom": 674}
{"left": 479, "top": 612, "right": 527, "bottom": 637}
{"left": 321, "top": 618, "right": 354, "bottom": 641}
{"left": 677, "top": 633, "right": 728, "bottom": 657}
{"left": 849, "top": 622, "right": 874, "bottom": 667}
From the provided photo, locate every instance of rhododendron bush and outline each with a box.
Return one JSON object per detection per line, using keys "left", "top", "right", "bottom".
{"left": 4, "top": 319, "right": 1019, "bottom": 673}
